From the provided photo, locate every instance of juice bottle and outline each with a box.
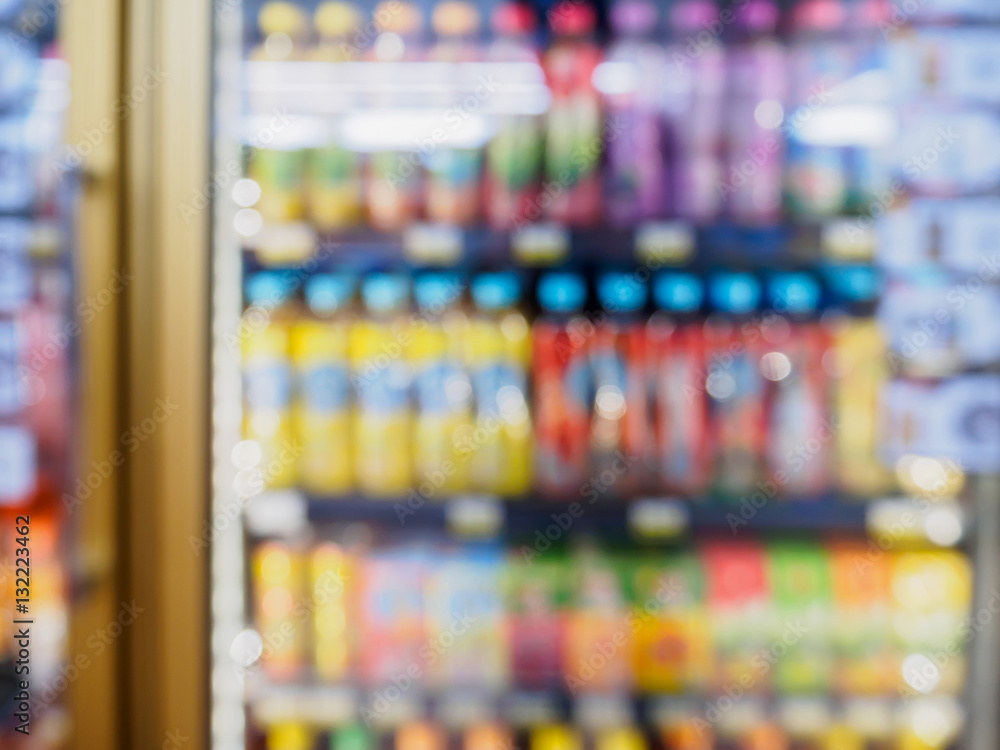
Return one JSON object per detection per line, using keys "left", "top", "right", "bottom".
{"left": 724, "top": 0, "right": 785, "bottom": 225}
{"left": 425, "top": 1, "right": 484, "bottom": 226}
{"left": 589, "top": 272, "right": 650, "bottom": 496}
{"left": 311, "top": 541, "right": 353, "bottom": 682}
{"left": 351, "top": 273, "right": 414, "bottom": 497}
{"left": 701, "top": 541, "right": 772, "bottom": 693}
{"left": 507, "top": 551, "right": 568, "bottom": 688}
{"left": 533, "top": 272, "right": 592, "bottom": 496}
{"left": 532, "top": 725, "right": 582, "bottom": 750}
{"left": 564, "top": 544, "right": 631, "bottom": 693}
{"left": 662, "top": 717, "right": 713, "bottom": 750}
{"left": 665, "top": 0, "right": 726, "bottom": 223}
{"left": 242, "top": 272, "right": 297, "bottom": 490}
{"left": 358, "top": 544, "right": 425, "bottom": 685}
{"left": 823, "top": 266, "right": 891, "bottom": 498}
{"left": 767, "top": 542, "right": 834, "bottom": 693}
{"left": 291, "top": 273, "right": 355, "bottom": 495}
{"left": 648, "top": 272, "right": 710, "bottom": 495}
{"left": 785, "top": 0, "right": 852, "bottom": 218}
{"left": 465, "top": 724, "right": 513, "bottom": 750}
{"left": 252, "top": 541, "right": 306, "bottom": 680}
{"left": 761, "top": 273, "right": 830, "bottom": 498}
{"left": 252, "top": 2, "right": 310, "bottom": 61}
{"left": 631, "top": 552, "right": 710, "bottom": 693}
{"left": 596, "top": 727, "right": 646, "bottom": 750}
{"left": 268, "top": 723, "right": 314, "bottom": 750}
{"left": 543, "top": 1, "right": 603, "bottom": 226}
{"left": 705, "top": 273, "right": 766, "bottom": 499}
{"left": 601, "top": 0, "right": 667, "bottom": 225}
{"left": 411, "top": 272, "right": 471, "bottom": 495}
{"left": 366, "top": 1, "right": 425, "bottom": 231}
{"left": 484, "top": 2, "right": 543, "bottom": 229}
{"left": 465, "top": 272, "right": 533, "bottom": 495}
{"left": 424, "top": 544, "right": 507, "bottom": 689}
{"left": 397, "top": 722, "right": 446, "bottom": 750}
{"left": 828, "top": 540, "right": 893, "bottom": 695}
{"left": 333, "top": 724, "right": 373, "bottom": 750}
{"left": 308, "top": 3, "right": 364, "bottom": 230}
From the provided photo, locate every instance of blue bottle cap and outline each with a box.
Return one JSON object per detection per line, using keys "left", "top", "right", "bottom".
{"left": 598, "top": 272, "right": 648, "bottom": 313}
{"left": 709, "top": 273, "right": 761, "bottom": 314}
{"left": 824, "top": 265, "right": 881, "bottom": 303}
{"left": 361, "top": 273, "right": 410, "bottom": 313}
{"left": 245, "top": 271, "right": 296, "bottom": 307}
{"left": 654, "top": 272, "right": 704, "bottom": 312}
{"left": 472, "top": 272, "right": 521, "bottom": 310}
{"left": 538, "top": 272, "right": 586, "bottom": 313}
{"left": 305, "top": 273, "right": 356, "bottom": 314}
{"left": 414, "top": 272, "right": 463, "bottom": 311}
{"left": 768, "top": 272, "right": 821, "bottom": 314}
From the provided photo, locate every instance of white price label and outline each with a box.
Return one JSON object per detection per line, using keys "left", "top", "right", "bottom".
{"left": 403, "top": 223, "right": 463, "bottom": 265}
{"left": 628, "top": 498, "right": 688, "bottom": 538}
{"left": 635, "top": 221, "right": 694, "bottom": 265}
{"left": 511, "top": 223, "right": 569, "bottom": 265}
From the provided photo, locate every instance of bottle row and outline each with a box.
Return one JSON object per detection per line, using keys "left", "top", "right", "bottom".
{"left": 257, "top": 708, "right": 966, "bottom": 750}
{"left": 241, "top": 267, "right": 916, "bottom": 501}
{"left": 249, "top": 535, "right": 972, "bottom": 699}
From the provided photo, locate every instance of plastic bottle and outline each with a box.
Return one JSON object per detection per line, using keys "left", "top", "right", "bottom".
{"left": 589, "top": 272, "right": 650, "bottom": 496}
{"left": 410, "top": 272, "right": 471, "bottom": 495}
{"left": 533, "top": 272, "right": 592, "bottom": 496}
{"left": 291, "top": 273, "right": 356, "bottom": 495}
{"left": 596, "top": 727, "right": 647, "bottom": 750}
{"left": 308, "top": 3, "right": 365, "bottom": 230}
{"left": 600, "top": 0, "right": 667, "bottom": 225}
{"left": 253, "top": 541, "right": 307, "bottom": 680}
{"left": 425, "top": 1, "right": 484, "bottom": 226}
{"left": 761, "top": 273, "right": 831, "bottom": 498}
{"left": 350, "top": 273, "right": 413, "bottom": 497}
{"left": 242, "top": 272, "right": 298, "bottom": 490}
{"left": 507, "top": 551, "right": 568, "bottom": 688}
{"left": 366, "top": 1, "right": 426, "bottom": 231}
{"left": 665, "top": 0, "right": 726, "bottom": 223}
{"left": 268, "top": 723, "right": 314, "bottom": 750}
{"left": 332, "top": 725, "right": 373, "bottom": 750}
{"left": 311, "top": 541, "right": 353, "bottom": 681}
{"left": 531, "top": 725, "right": 582, "bottom": 750}
{"left": 542, "top": 1, "right": 604, "bottom": 226}
{"left": 704, "top": 273, "right": 766, "bottom": 499}
{"left": 252, "top": 2, "right": 310, "bottom": 61}
{"left": 648, "top": 272, "right": 710, "bottom": 495}
{"left": 397, "top": 722, "right": 446, "bottom": 750}
{"left": 484, "top": 2, "right": 544, "bottom": 229}
{"left": 465, "top": 272, "right": 533, "bottom": 495}
{"left": 724, "top": 0, "right": 786, "bottom": 225}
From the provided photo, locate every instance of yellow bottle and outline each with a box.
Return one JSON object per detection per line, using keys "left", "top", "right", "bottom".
{"left": 464, "top": 273, "right": 533, "bottom": 495}
{"left": 310, "top": 541, "right": 352, "bottom": 681}
{"left": 242, "top": 272, "right": 298, "bottom": 490}
{"left": 253, "top": 2, "right": 310, "bottom": 61}
{"left": 267, "top": 722, "right": 313, "bottom": 750}
{"left": 410, "top": 273, "right": 471, "bottom": 495}
{"left": 253, "top": 541, "right": 306, "bottom": 680}
{"left": 291, "top": 274, "right": 355, "bottom": 494}
{"left": 596, "top": 727, "right": 646, "bottom": 750}
{"left": 532, "top": 726, "right": 581, "bottom": 750}
{"left": 350, "top": 274, "right": 413, "bottom": 496}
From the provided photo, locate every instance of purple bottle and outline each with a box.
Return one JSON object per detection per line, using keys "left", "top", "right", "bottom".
{"left": 601, "top": 0, "right": 667, "bottom": 226}
{"left": 664, "top": 0, "right": 726, "bottom": 224}
{"left": 723, "top": 0, "right": 786, "bottom": 226}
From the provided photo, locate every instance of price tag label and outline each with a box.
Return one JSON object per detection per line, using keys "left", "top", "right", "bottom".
{"left": 251, "top": 222, "right": 319, "bottom": 265}
{"left": 821, "top": 219, "right": 876, "bottom": 260}
{"left": 506, "top": 692, "right": 558, "bottom": 726}
{"left": 628, "top": 498, "right": 688, "bottom": 538}
{"left": 866, "top": 498, "right": 965, "bottom": 546}
{"left": 446, "top": 495, "right": 504, "bottom": 538}
{"left": 635, "top": 221, "right": 694, "bottom": 265}
{"left": 245, "top": 490, "right": 308, "bottom": 537}
{"left": 511, "top": 223, "right": 569, "bottom": 265}
{"left": 0, "top": 426, "right": 36, "bottom": 504}
{"left": 403, "top": 223, "right": 463, "bottom": 265}
{"left": 573, "top": 694, "right": 634, "bottom": 729}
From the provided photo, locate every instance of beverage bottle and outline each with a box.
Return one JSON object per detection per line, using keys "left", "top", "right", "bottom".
{"left": 665, "top": 0, "right": 726, "bottom": 223}
{"left": 822, "top": 266, "right": 891, "bottom": 497}
{"left": 332, "top": 725, "right": 373, "bottom": 750}
{"left": 589, "top": 272, "right": 650, "bottom": 496}
{"left": 724, "top": 0, "right": 786, "bottom": 225}
{"left": 465, "top": 724, "right": 513, "bottom": 750}
{"left": 648, "top": 272, "right": 710, "bottom": 495}
{"left": 291, "top": 273, "right": 356, "bottom": 495}
{"left": 366, "top": 1, "right": 426, "bottom": 231}
{"left": 308, "top": 3, "right": 365, "bottom": 230}
{"left": 410, "top": 272, "right": 471, "bottom": 495}
{"left": 601, "top": 0, "right": 667, "bottom": 225}
{"left": 242, "top": 272, "right": 298, "bottom": 490}
{"left": 704, "top": 273, "right": 766, "bottom": 499}
{"left": 252, "top": 541, "right": 307, "bottom": 680}
{"left": 761, "top": 273, "right": 830, "bottom": 498}
{"left": 350, "top": 273, "right": 414, "bottom": 497}
{"left": 465, "top": 272, "right": 533, "bottom": 495}
{"left": 542, "top": 1, "right": 604, "bottom": 226}
{"left": 484, "top": 2, "right": 544, "bottom": 229}
{"left": 311, "top": 541, "right": 354, "bottom": 682}
{"left": 662, "top": 718, "right": 713, "bottom": 750}
{"left": 507, "top": 551, "right": 568, "bottom": 688}
{"left": 252, "top": 2, "right": 310, "bottom": 61}
{"left": 532, "top": 726, "right": 582, "bottom": 750}
{"left": 533, "top": 272, "right": 592, "bottom": 496}
{"left": 267, "top": 723, "right": 314, "bottom": 750}
{"left": 596, "top": 727, "right": 646, "bottom": 750}
{"left": 425, "top": 1, "right": 484, "bottom": 226}
{"left": 397, "top": 722, "right": 446, "bottom": 750}
{"left": 785, "top": 0, "right": 852, "bottom": 218}
{"left": 563, "top": 544, "right": 632, "bottom": 692}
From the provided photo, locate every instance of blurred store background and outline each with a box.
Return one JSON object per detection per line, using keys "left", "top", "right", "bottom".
{"left": 1, "top": 0, "right": 1000, "bottom": 749}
